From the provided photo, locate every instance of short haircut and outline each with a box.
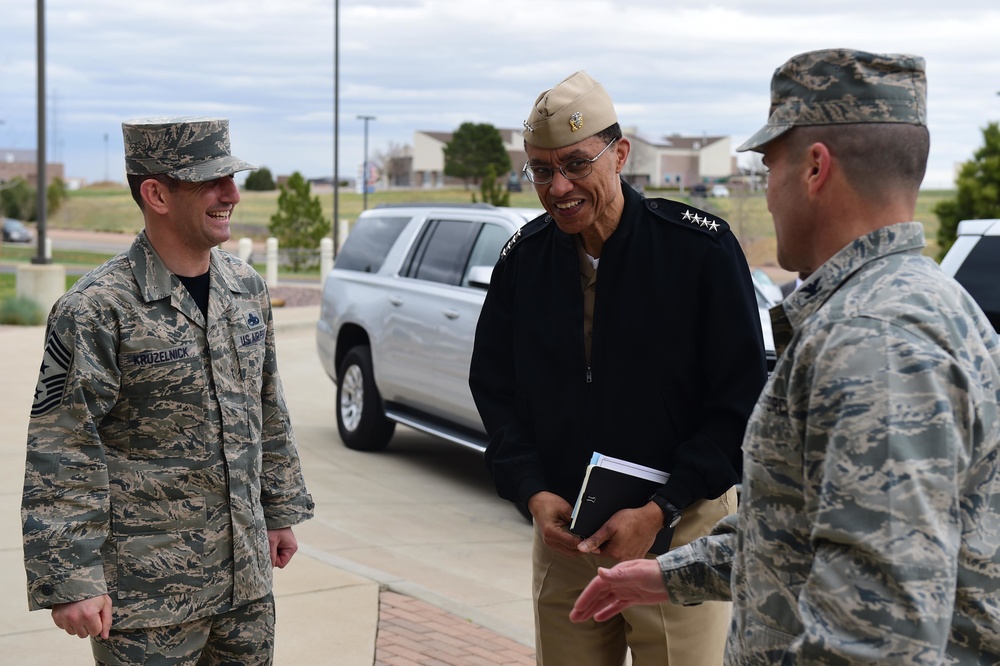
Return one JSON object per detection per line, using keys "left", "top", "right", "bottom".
{"left": 787, "top": 123, "right": 930, "bottom": 200}
{"left": 127, "top": 173, "right": 180, "bottom": 210}
{"left": 595, "top": 123, "right": 624, "bottom": 145}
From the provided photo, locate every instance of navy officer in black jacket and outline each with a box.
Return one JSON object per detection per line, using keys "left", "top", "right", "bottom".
{"left": 470, "top": 71, "right": 767, "bottom": 666}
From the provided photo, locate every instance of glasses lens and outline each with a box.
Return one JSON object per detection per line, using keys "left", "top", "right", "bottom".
{"left": 525, "top": 165, "right": 553, "bottom": 184}
{"left": 562, "top": 159, "right": 593, "bottom": 180}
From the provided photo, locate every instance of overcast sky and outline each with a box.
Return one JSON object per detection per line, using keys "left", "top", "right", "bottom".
{"left": 2, "top": 0, "right": 998, "bottom": 189}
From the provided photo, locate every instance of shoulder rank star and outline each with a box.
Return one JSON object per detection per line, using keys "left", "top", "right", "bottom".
{"left": 682, "top": 209, "right": 720, "bottom": 232}
{"left": 500, "top": 228, "right": 522, "bottom": 260}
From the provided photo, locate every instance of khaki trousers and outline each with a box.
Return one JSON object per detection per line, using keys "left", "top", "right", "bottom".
{"left": 532, "top": 488, "right": 736, "bottom": 666}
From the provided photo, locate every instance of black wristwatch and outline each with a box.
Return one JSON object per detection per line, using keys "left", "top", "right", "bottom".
{"left": 648, "top": 493, "right": 683, "bottom": 529}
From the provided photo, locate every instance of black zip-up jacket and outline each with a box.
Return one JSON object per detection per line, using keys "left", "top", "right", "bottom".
{"left": 470, "top": 181, "right": 767, "bottom": 511}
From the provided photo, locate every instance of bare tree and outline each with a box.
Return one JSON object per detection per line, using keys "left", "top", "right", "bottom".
{"left": 373, "top": 141, "right": 412, "bottom": 189}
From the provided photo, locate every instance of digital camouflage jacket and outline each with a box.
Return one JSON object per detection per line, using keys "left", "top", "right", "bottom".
{"left": 660, "top": 223, "right": 1000, "bottom": 664}
{"left": 22, "top": 231, "right": 314, "bottom": 629}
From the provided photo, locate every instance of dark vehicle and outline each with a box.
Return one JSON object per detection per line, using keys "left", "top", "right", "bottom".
{"left": 690, "top": 183, "right": 708, "bottom": 197}
{"left": 939, "top": 218, "right": 999, "bottom": 332}
{"left": 2, "top": 218, "right": 33, "bottom": 243}
{"left": 506, "top": 172, "right": 523, "bottom": 193}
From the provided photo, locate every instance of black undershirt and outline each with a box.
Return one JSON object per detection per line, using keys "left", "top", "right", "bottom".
{"left": 178, "top": 271, "right": 210, "bottom": 320}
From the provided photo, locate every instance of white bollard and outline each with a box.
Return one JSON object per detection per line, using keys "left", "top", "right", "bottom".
{"left": 320, "top": 237, "right": 333, "bottom": 278}
{"left": 45, "top": 237, "right": 53, "bottom": 261}
{"left": 238, "top": 237, "right": 253, "bottom": 263}
{"left": 337, "top": 219, "right": 349, "bottom": 253}
{"left": 266, "top": 237, "right": 278, "bottom": 286}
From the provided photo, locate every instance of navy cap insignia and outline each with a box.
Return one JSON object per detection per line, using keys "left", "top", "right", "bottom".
{"left": 569, "top": 112, "right": 584, "bottom": 132}
{"left": 31, "top": 331, "right": 71, "bottom": 418}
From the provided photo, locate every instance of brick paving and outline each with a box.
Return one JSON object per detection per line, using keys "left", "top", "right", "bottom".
{"left": 375, "top": 591, "right": 535, "bottom": 666}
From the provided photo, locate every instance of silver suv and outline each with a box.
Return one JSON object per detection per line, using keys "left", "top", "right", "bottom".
{"left": 316, "top": 204, "right": 543, "bottom": 452}
{"left": 317, "top": 203, "right": 778, "bottom": 454}
{"left": 939, "top": 218, "right": 999, "bottom": 332}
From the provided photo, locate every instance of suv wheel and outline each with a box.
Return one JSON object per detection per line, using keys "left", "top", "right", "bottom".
{"left": 337, "top": 346, "right": 395, "bottom": 451}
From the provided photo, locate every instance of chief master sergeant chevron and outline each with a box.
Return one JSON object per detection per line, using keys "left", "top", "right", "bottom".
{"left": 21, "top": 116, "right": 314, "bottom": 664}
{"left": 469, "top": 71, "right": 767, "bottom": 665}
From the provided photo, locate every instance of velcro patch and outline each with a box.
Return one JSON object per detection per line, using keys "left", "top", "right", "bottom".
{"left": 31, "top": 331, "right": 71, "bottom": 418}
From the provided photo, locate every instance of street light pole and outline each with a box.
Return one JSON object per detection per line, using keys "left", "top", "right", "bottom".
{"left": 332, "top": 0, "right": 339, "bottom": 255}
{"left": 357, "top": 115, "right": 375, "bottom": 211}
{"left": 33, "top": 0, "right": 49, "bottom": 265}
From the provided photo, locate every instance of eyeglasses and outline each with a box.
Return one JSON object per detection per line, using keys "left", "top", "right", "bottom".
{"left": 522, "top": 138, "right": 618, "bottom": 185}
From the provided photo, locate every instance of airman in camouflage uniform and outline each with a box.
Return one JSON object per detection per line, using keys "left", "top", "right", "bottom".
{"left": 570, "top": 49, "right": 1000, "bottom": 663}
{"left": 22, "top": 117, "right": 314, "bottom": 665}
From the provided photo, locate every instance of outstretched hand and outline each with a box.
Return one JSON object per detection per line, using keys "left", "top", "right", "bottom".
{"left": 569, "top": 559, "right": 669, "bottom": 623}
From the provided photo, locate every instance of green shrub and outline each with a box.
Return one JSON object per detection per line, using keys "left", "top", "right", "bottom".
{"left": 0, "top": 296, "right": 44, "bottom": 325}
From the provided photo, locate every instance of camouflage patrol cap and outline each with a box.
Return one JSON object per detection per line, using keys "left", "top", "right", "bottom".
{"left": 122, "top": 116, "right": 256, "bottom": 182}
{"left": 737, "top": 49, "right": 927, "bottom": 153}
{"left": 523, "top": 70, "right": 618, "bottom": 149}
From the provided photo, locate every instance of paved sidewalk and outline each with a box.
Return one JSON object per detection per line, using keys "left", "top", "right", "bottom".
{"left": 376, "top": 591, "right": 534, "bottom": 666}
{"left": 1, "top": 305, "right": 536, "bottom": 665}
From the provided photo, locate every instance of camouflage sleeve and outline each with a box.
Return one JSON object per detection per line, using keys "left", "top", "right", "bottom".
{"left": 22, "top": 293, "right": 119, "bottom": 610}
{"left": 657, "top": 514, "right": 736, "bottom": 605}
{"left": 790, "top": 318, "right": 967, "bottom": 661}
{"left": 257, "top": 292, "right": 314, "bottom": 529}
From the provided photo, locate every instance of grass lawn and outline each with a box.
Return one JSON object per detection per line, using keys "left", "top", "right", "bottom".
{"left": 0, "top": 272, "right": 80, "bottom": 302}
{"left": 28, "top": 183, "right": 956, "bottom": 271}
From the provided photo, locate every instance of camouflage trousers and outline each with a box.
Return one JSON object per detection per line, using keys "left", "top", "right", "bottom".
{"left": 90, "top": 594, "right": 274, "bottom": 666}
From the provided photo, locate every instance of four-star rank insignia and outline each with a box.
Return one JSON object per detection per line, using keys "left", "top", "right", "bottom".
{"left": 500, "top": 227, "right": 522, "bottom": 260}
{"left": 682, "top": 209, "right": 720, "bottom": 232}
{"left": 569, "top": 112, "right": 584, "bottom": 132}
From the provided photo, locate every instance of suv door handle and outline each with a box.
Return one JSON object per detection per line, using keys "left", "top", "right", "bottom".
{"left": 442, "top": 308, "right": 460, "bottom": 320}
{"left": 389, "top": 296, "right": 403, "bottom": 306}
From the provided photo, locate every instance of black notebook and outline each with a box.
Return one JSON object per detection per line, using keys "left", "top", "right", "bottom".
{"left": 570, "top": 452, "right": 676, "bottom": 555}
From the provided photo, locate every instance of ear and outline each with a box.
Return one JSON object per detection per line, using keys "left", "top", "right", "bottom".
{"left": 804, "top": 142, "right": 832, "bottom": 196}
{"left": 139, "top": 178, "right": 171, "bottom": 215}
{"left": 614, "top": 137, "right": 631, "bottom": 173}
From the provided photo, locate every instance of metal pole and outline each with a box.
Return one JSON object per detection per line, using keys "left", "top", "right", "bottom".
{"left": 332, "top": 0, "right": 339, "bottom": 256}
{"left": 32, "top": 0, "right": 49, "bottom": 265}
{"left": 357, "top": 115, "right": 375, "bottom": 211}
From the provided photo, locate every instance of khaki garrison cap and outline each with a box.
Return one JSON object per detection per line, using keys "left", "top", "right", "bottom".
{"left": 122, "top": 116, "right": 256, "bottom": 182}
{"left": 523, "top": 71, "right": 618, "bottom": 149}
{"left": 738, "top": 48, "right": 927, "bottom": 153}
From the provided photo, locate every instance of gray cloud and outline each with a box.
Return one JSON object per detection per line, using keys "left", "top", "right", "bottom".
{"left": 1, "top": 0, "right": 997, "bottom": 188}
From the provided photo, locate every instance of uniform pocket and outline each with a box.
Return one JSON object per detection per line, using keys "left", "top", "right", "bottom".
{"left": 119, "top": 342, "right": 209, "bottom": 461}
{"left": 113, "top": 497, "right": 207, "bottom": 599}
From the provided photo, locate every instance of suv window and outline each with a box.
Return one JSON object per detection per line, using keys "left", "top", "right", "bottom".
{"left": 408, "top": 220, "right": 479, "bottom": 285}
{"left": 334, "top": 216, "right": 410, "bottom": 273}
{"left": 462, "top": 224, "right": 511, "bottom": 287}
{"left": 953, "top": 236, "right": 1000, "bottom": 332}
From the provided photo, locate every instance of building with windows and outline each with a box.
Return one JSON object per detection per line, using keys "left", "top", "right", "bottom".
{"left": 0, "top": 149, "right": 65, "bottom": 188}
{"left": 410, "top": 127, "right": 736, "bottom": 191}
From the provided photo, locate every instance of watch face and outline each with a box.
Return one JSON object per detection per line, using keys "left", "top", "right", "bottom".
{"left": 651, "top": 494, "right": 682, "bottom": 528}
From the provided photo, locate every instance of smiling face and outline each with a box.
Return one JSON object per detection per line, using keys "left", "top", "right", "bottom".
{"left": 165, "top": 175, "right": 240, "bottom": 252}
{"left": 525, "top": 135, "right": 629, "bottom": 241}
